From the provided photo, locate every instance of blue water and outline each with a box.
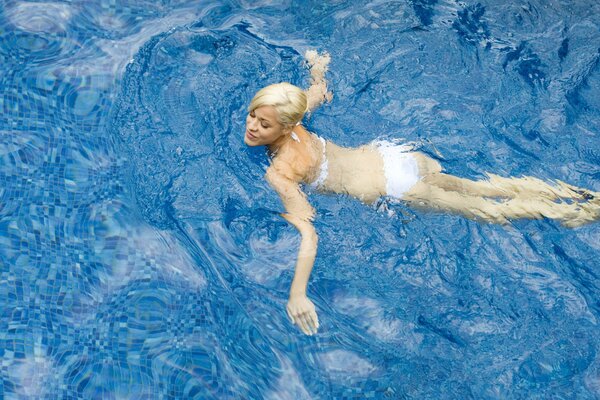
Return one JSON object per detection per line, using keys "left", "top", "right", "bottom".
{"left": 1, "top": 0, "right": 600, "bottom": 398}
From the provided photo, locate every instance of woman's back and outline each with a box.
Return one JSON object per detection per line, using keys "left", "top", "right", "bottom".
{"left": 319, "top": 140, "right": 386, "bottom": 204}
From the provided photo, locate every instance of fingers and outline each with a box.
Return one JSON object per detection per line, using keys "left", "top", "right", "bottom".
{"left": 305, "top": 49, "right": 317, "bottom": 63}
{"left": 310, "top": 313, "right": 319, "bottom": 335}
{"left": 288, "top": 307, "right": 311, "bottom": 335}
{"left": 286, "top": 298, "right": 320, "bottom": 335}
{"left": 288, "top": 310, "right": 319, "bottom": 335}
{"left": 304, "top": 316, "right": 316, "bottom": 335}
{"left": 300, "top": 313, "right": 319, "bottom": 335}
{"left": 286, "top": 307, "right": 295, "bottom": 324}
{"left": 311, "top": 311, "right": 320, "bottom": 332}
{"left": 297, "top": 314, "right": 311, "bottom": 335}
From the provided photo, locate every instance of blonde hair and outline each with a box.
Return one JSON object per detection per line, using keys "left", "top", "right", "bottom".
{"left": 248, "top": 82, "right": 308, "bottom": 127}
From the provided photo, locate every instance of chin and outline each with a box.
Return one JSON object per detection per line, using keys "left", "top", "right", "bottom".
{"left": 244, "top": 137, "right": 260, "bottom": 147}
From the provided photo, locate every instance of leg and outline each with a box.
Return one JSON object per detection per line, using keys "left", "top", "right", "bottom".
{"left": 484, "top": 173, "right": 597, "bottom": 201}
{"left": 403, "top": 181, "right": 600, "bottom": 227}
{"left": 423, "top": 172, "right": 598, "bottom": 202}
{"left": 422, "top": 173, "right": 514, "bottom": 198}
{"left": 404, "top": 181, "right": 511, "bottom": 224}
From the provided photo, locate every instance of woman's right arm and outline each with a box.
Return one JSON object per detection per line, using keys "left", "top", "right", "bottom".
{"left": 304, "top": 50, "right": 333, "bottom": 113}
{"left": 265, "top": 165, "right": 320, "bottom": 335}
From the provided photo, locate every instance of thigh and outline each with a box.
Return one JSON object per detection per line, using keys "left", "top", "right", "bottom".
{"left": 422, "top": 173, "right": 512, "bottom": 198}
{"left": 412, "top": 152, "right": 442, "bottom": 176}
{"left": 402, "top": 180, "right": 509, "bottom": 223}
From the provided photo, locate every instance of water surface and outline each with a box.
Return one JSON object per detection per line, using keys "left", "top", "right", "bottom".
{"left": 1, "top": 0, "right": 600, "bottom": 398}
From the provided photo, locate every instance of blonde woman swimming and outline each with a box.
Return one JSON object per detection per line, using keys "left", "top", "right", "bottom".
{"left": 244, "top": 50, "right": 600, "bottom": 336}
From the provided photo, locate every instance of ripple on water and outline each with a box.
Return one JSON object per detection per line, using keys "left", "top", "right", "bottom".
{"left": 265, "top": 350, "right": 313, "bottom": 400}
{"left": 0, "top": 2, "right": 81, "bottom": 65}
{"left": 317, "top": 349, "right": 378, "bottom": 379}
{"left": 516, "top": 337, "right": 595, "bottom": 390}
{"left": 111, "top": 22, "right": 303, "bottom": 229}
{"left": 5, "top": 2, "right": 72, "bottom": 33}
{"left": 3, "top": 0, "right": 600, "bottom": 398}
{"left": 3, "top": 350, "right": 58, "bottom": 398}
{"left": 333, "top": 293, "right": 425, "bottom": 352}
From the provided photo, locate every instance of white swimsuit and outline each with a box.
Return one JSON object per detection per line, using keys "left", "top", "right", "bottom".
{"left": 373, "top": 140, "right": 420, "bottom": 199}
{"left": 306, "top": 136, "right": 420, "bottom": 199}
{"left": 306, "top": 135, "right": 329, "bottom": 190}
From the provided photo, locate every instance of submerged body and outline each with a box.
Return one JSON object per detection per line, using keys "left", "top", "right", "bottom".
{"left": 303, "top": 128, "right": 387, "bottom": 202}
{"left": 281, "top": 125, "right": 600, "bottom": 227}
{"left": 244, "top": 51, "right": 600, "bottom": 336}
{"left": 304, "top": 128, "right": 437, "bottom": 203}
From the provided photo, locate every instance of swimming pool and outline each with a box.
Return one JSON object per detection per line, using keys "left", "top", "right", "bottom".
{"left": 1, "top": 0, "right": 599, "bottom": 398}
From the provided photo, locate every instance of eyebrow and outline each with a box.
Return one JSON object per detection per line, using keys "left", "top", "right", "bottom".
{"left": 250, "top": 110, "right": 272, "bottom": 123}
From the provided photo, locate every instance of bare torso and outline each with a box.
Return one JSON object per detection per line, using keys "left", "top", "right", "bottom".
{"left": 316, "top": 139, "right": 386, "bottom": 203}
{"left": 270, "top": 125, "right": 443, "bottom": 206}
{"left": 304, "top": 129, "right": 442, "bottom": 204}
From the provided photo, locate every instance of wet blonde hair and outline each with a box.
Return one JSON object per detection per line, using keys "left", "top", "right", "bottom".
{"left": 248, "top": 82, "right": 308, "bottom": 127}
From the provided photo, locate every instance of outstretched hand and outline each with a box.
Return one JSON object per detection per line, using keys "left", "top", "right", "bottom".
{"left": 304, "top": 50, "right": 333, "bottom": 112}
{"left": 287, "top": 294, "right": 319, "bottom": 335}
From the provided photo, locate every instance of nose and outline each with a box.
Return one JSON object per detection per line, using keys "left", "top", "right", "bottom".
{"left": 247, "top": 118, "right": 258, "bottom": 131}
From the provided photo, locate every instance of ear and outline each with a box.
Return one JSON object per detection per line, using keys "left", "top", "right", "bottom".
{"left": 281, "top": 124, "right": 293, "bottom": 135}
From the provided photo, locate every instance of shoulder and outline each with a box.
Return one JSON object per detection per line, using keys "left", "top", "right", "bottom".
{"left": 265, "top": 159, "right": 296, "bottom": 183}
{"left": 269, "top": 127, "right": 317, "bottom": 183}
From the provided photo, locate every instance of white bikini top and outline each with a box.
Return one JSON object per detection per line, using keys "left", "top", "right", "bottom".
{"left": 306, "top": 135, "right": 328, "bottom": 190}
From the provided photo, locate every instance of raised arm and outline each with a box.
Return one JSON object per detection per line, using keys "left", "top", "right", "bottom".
{"left": 265, "top": 165, "right": 320, "bottom": 335}
{"left": 304, "top": 50, "right": 333, "bottom": 113}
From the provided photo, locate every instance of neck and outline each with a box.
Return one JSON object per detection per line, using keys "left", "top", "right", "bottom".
{"left": 267, "top": 130, "right": 293, "bottom": 154}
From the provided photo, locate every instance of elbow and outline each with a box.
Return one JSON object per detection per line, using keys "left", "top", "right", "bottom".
{"left": 303, "top": 228, "right": 318, "bottom": 246}
{"left": 298, "top": 231, "right": 318, "bottom": 258}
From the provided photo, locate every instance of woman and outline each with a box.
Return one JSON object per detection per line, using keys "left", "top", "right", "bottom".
{"left": 244, "top": 51, "right": 600, "bottom": 336}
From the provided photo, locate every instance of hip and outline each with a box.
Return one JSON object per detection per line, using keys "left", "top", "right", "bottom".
{"left": 372, "top": 140, "right": 425, "bottom": 199}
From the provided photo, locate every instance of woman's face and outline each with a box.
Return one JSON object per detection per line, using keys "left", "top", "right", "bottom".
{"left": 244, "top": 105, "right": 290, "bottom": 147}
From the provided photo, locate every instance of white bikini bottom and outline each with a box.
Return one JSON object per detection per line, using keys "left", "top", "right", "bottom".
{"left": 373, "top": 140, "right": 420, "bottom": 199}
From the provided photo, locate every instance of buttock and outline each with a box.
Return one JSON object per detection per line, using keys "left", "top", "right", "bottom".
{"left": 373, "top": 140, "right": 421, "bottom": 199}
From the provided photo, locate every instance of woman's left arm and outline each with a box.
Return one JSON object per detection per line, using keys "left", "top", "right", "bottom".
{"left": 265, "top": 166, "right": 320, "bottom": 335}
{"left": 304, "top": 50, "right": 333, "bottom": 113}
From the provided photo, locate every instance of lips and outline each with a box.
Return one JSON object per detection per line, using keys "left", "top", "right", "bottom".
{"left": 246, "top": 130, "right": 257, "bottom": 140}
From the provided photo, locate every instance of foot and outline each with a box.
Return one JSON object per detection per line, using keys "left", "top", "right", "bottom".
{"left": 561, "top": 198, "right": 600, "bottom": 227}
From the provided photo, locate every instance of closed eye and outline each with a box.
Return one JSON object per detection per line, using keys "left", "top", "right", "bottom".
{"left": 249, "top": 111, "right": 270, "bottom": 128}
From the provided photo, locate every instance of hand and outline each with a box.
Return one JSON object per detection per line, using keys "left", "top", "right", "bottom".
{"left": 286, "top": 294, "right": 319, "bottom": 335}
